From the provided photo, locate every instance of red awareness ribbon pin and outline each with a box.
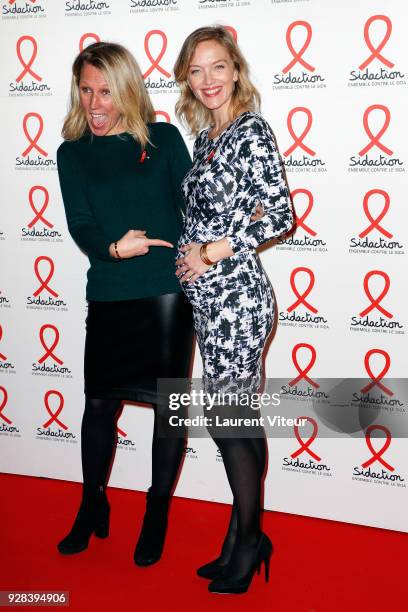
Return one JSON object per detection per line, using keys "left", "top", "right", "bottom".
{"left": 291, "top": 416, "right": 321, "bottom": 461}
{"left": 362, "top": 424, "right": 394, "bottom": 471}
{"left": 359, "top": 189, "right": 392, "bottom": 239}
{"left": 283, "top": 20, "right": 315, "bottom": 74}
{"left": 154, "top": 110, "right": 171, "bottom": 123}
{"left": 289, "top": 343, "right": 320, "bottom": 388}
{"left": 361, "top": 349, "right": 393, "bottom": 396}
{"left": 43, "top": 390, "right": 68, "bottom": 430}
{"left": 359, "top": 270, "right": 392, "bottom": 319}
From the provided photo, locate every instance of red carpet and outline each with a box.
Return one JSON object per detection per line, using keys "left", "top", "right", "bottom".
{"left": 0, "top": 473, "right": 406, "bottom": 611}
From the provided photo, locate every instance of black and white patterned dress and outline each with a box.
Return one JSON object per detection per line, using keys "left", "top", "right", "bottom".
{"left": 178, "top": 111, "right": 293, "bottom": 392}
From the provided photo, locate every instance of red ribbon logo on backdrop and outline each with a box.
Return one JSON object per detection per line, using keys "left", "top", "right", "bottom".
{"left": 359, "top": 270, "right": 392, "bottom": 318}
{"left": 287, "top": 267, "right": 317, "bottom": 313}
{"left": 224, "top": 26, "right": 238, "bottom": 43}
{"left": 9, "top": 0, "right": 37, "bottom": 3}
{"left": 16, "top": 35, "right": 41, "bottom": 83}
{"left": 22, "top": 112, "right": 48, "bottom": 157}
{"left": 361, "top": 349, "right": 393, "bottom": 396}
{"left": 283, "top": 21, "right": 315, "bottom": 74}
{"left": 43, "top": 390, "right": 67, "bottom": 430}
{"left": 38, "top": 324, "right": 63, "bottom": 365}
{"left": 143, "top": 30, "right": 171, "bottom": 79}
{"left": 79, "top": 33, "right": 101, "bottom": 52}
{"left": 359, "top": 105, "right": 393, "bottom": 157}
{"left": 28, "top": 186, "right": 53, "bottom": 229}
{"left": 154, "top": 111, "right": 171, "bottom": 123}
{"left": 359, "top": 189, "right": 392, "bottom": 239}
{"left": 0, "top": 386, "right": 12, "bottom": 425}
{"left": 291, "top": 416, "right": 321, "bottom": 461}
{"left": 359, "top": 15, "right": 394, "bottom": 70}
{"left": 362, "top": 424, "right": 394, "bottom": 471}
{"left": 0, "top": 325, "right": 7, "bottom": 361}
{"left": 289, "top": 343, "right": 319, "bottom": 388}
{"left": 117, "top": 425, "right": 127, "bottom": 438}
{"left": 33, "top": 256, "right": 58, "bottom": 298}
{"left": 291, "top": 189, "right": 316, "bottom": 236}
{"left": 284, "top": 107, "right": 315, "bottom": 157}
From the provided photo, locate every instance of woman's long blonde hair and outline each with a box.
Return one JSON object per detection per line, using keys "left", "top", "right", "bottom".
{"left": 174, "top": 26, "right": 260, "bottom": 136}
{"left": 62, "top": 42, "right": 155, "bottom": 146}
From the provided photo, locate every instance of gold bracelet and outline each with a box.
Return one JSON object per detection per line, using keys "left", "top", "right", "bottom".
{"left": 199, "top": 243, "right": 216, "bottom": 266}
{"left": 114, "top": 241, "right": 122, "bottom": 260}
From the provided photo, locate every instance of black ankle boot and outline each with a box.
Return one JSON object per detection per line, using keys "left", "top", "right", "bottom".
{"left": 133, "top": 488, "right": 170, "bottom": 566}
{"left": 57, "top": 486, "right": 110, "bottom": 555}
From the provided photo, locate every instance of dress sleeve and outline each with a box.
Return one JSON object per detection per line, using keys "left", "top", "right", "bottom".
{"left": 165, "top": 125, "right": 191, "bottom": 222}
{"left": 226, "top": 115, "right": 294, "bottom": 254}
{"left": 57, "top": 143, "right": 116, "bottom": 262}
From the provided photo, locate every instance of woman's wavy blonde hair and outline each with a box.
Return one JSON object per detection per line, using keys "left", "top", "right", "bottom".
{"left": 174, "top": 26, "right": 260, "bottom": 136}
{"left": 62, "top": 42, "right": 155, "bottom": 146}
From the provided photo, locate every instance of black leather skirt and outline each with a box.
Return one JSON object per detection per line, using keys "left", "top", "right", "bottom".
{"left": 84, "top": 292, "right": 194, "bottom": 403}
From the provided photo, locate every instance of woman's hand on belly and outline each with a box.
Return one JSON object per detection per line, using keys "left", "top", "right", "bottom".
{"left": 176, "top": 242, "right": 211, "bottom": 284}
{"left": 109, "top": 229, "right": 173, "bottom": 259}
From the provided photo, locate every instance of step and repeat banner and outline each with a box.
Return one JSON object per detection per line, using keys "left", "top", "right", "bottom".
{"left": 1, "top": 0, "right": 407, "bottom": 532}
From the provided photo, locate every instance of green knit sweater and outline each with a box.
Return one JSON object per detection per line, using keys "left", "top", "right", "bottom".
{"left": 57, "top": 122, "right": 191, "bottom": 301}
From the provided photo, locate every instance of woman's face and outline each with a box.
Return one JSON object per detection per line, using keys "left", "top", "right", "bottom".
{"left": 187, "top": 40, "right": 238, "bottom": 117}
{"left": 79, "top": 62, "right": 123, "bottom": 136}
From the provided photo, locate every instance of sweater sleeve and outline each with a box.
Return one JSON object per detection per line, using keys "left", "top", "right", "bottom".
{"left": 57, "top": 142, "right": 116, "bottom": 262}
{"left": 164, "top": 124, "right": 192, "bottom": 223}
{"left": 226, "top": 115, "right": 294, "bottom": 254}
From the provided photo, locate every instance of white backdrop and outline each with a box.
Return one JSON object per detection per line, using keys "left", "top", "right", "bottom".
{"left": 0, "top": 0, "right": 407, "bottom": 533}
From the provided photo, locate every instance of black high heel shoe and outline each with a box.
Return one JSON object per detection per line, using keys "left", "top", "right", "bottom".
{"left": 208, "top": 533, "right": 273, "bottom": 595}
{"left": 57, "top": 487, "right": 110, "bottom": 555}
{"left": 133, "top": 488, "right": 170, "bottom": 566}
{"left": 197, "top": 557, "right": 229, "bottom": 580}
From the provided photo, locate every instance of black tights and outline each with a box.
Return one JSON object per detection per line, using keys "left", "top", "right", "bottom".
{"left": 81, "top": 397, "right": 185, "bottom": 498}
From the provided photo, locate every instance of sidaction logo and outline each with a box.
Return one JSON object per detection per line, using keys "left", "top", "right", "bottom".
{"left": 32, "top": 324, "right": 72, "bottom": 377}
{"left": 281, "top": 343, "right": 328, "bottom": 403}
{"left": 130, "top": 0, "right": 180, "bottom": 13}
{"left": 352, "top": 349, "right": 403, "bottom": 411}
{"left": 350, "top": 271, "right": 403, "bottom": 334}
{"left": 282, "top": 417, "right": 332, "bottom": 476}
{"left": 0, "top": 324, "right": 15, "bottom": 373}
{"left": 198, "top": 0, "right": 253, "bottom": 8}
{"left": 10, "top": 35, "right": 51, "bottom": 96}
{"left": 36, "top": 390, "right": 76, "bottom": 441}
{"left": 21, "top": 186, "right": 63, "bottom": 242}
{"left": 184, "top": 446, "right": 198, "bottom": 459}
{"left": 283, "top": 107, "right": 326, "bottom": 171}
{"left": 349, "top": 15, "right": 405, "bottom": 87}
{"left": 15, "top": 112, "right": 56, "bottom": 170}
{"left": 348, "top": 189, "right": 404, "bottom": 255}
{"left": 2, "top": 0, "right": 46, "bottom": 19}
{"left": 26, "top": 256, "right": 67, "bottom": 311}
{"left": 353, "top": 425, "right": 405, "bottom": 486}
{"left": 273, "top": 21, "right": 326, "bottom": 90}
{"left": 279, "top": 266, "right": 328, "bottom": 329}
{"left": 349, "top": 104, "right": 404, "bottom": 172}
{"left": 0, "top": 290, "right": 11, "bottom": 309}
{"left": 116, "top": 424, "right": 136, "bottom": 450}
{"left": 65, "top": 0, "right": 111, "bottom": 16}
{"left": 277, "top": 188, "right": 327, "bottom": 252}
{"left": 143, "top": 31, "right": 178, "bottom": 93}
{"left": 0, "top": 385, "right": 20, "bottom": 435}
